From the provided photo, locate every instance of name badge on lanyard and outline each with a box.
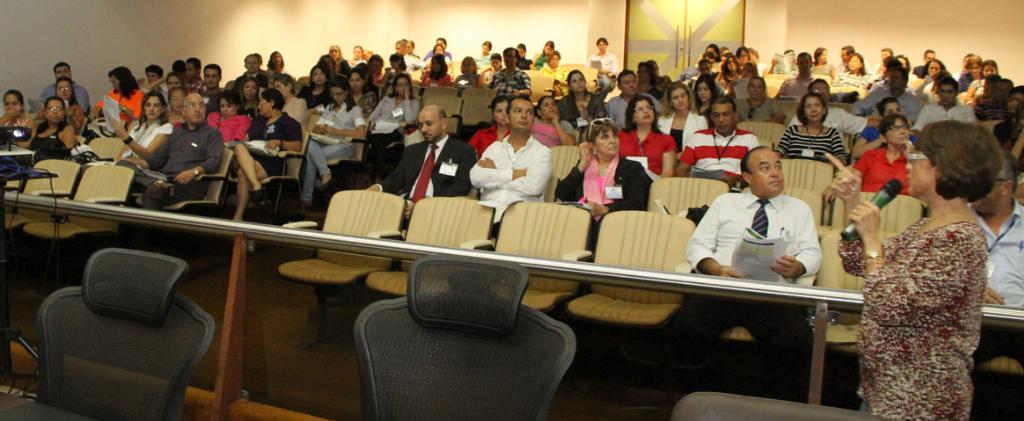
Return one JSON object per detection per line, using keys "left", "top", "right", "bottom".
{"left": 605, "top": 185, "right": 623, "bottom": 200}
{"left": 392, "top": 107, "right": 404, "bottom": 118}
{"left": 439, "top": 160, "right": 458, "bottom": 176}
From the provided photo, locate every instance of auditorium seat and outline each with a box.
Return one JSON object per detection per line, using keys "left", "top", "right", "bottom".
{"left": 672, "top": 392, "right": 878, "bottom": 420}
{"left": 493, "top": 202, "right": 591, "bottom": 311}
{"left": 87, "top": 137, "right": 126, "bottom": 161}
{"left": 774, "top": 100, "right": 799, "bottom": 122}
{"left": 365, "top": 197, "right": 493, "bottom": 296}
{"left": 566, "top": 211, "right": 694, "bottom": 327}
{"left": 459, "top": 88, "right": 498, "bottom": 127}
{"left": 530, "top": 75, "right": 556, "bottom": 103}
{"left": 354, "top": 255, "right": 575, "bottom": 421}
{"left": 647, "top": 177, "right": 730, "bottom": 215}
{"left": 783, "top": 187, "right": 831, "bottom": 238}
{"left": 544, "top": 145, "right": 581, "bottom": 202}
{"left": 162, "top": 148, "right": 234, "bottom": 214}
{"left": 36, "top": 248, "right": 214, "bottom": 421}
{"left": 277, "top": 190, "right": 404, "bottom": 339}
{"left": 258, "top": 128, "right": 310, "bottom": 215}
{"left": 977, "top": 356, "right": 1024, "bottom": 376}
{"left": 738, "top": 121, "right": 786, "bottom": 149}
{"left": 6, "top": 159, "right": 81, "bottom": 230}
{"left": 781, "top": 158, "right": 834, "bottom": 193}
{"left": 830, "top": 192, "right": 925, "bottom": 233}
{"left": 22, "top": 164, "right": 134, "bottom": 241}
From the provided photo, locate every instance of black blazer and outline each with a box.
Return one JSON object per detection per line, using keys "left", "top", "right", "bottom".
{"left": 555, "top": 158, "right": 652, "bottom": 213}
{"left": 380, "top": 137, "right": 477, "bottom": 198}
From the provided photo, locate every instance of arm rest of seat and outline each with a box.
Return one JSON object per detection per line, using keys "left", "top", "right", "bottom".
{"left": 561, "top": 250, "right": 593, "bottom": 262}
{"left": 674, "top": 262, "right": 693, "bottom": 273}
{"left": 795, "top": 274, "right": 816, "bottom": 286}
{"left": 84, "top": 197, "right": 126, "bottom": 204}
{"left": 283, "top": 221, "right": 318, "bottom": 229}
{"left": 368, "top": 230, "right": 403, "bottom": 240}
{"left": 459, "top": 239, "right": 494, "bottom": 250}
{"left": 33, "top": 191, "right": 71, "bottom": 198}
{"left": 197, "top": 174, "right": 225, "bottom": 181}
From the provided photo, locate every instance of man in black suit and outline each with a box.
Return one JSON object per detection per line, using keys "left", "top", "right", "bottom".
{"left": 367, "top": 105, "right": 476, "bottom": 217}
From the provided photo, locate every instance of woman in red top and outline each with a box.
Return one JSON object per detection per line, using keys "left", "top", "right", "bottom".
{"left": 825, "top": 114, "right": 911, "bottom": 202}
{"left": 618, "top": 95, "right": 677, "bottom": 177}
{"left": 468, "top": 96, "right": 511, "bottom": 157}
{"left": 421, "top": 55, "right": 454, "bottom": 88}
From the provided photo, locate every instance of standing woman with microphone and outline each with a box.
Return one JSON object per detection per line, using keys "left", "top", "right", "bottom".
{"left": 828, "top": 120, "right": 1003, "bottom": 420}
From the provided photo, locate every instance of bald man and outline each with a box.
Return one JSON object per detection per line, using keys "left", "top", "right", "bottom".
{"left": 367, "top": 105, "right": 476, "bottom": 216}
{"left": 141, "top": 92, "right": 223, "bottom": 209}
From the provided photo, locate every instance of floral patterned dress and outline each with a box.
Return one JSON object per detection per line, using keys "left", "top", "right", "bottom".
{"left": 839, "top": 220, "right": 987, "bottom": 421}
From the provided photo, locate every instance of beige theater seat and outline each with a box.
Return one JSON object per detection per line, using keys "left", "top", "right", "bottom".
{"left": 163, "top": 148, "right": 234, "bottom": 213}
{"left": 87, "top": 137, "right": 126, "bottom": 161}
{"left": 365, "top": 197, "right": 493, "bottom": 296}
{"left": 738, "top": 121, "right": 786, "bottom": 149}
{"left": 647, "top": 177, "right": 729, "bottom": 215}
{"left": 493, "top": 202, "right": 592, "bottom": 311}
{"left": 459, "top": 88, "right": 497, "bottom": 127}
{"left": 22, "top": 165, "right": 133, "bottom": 241}
{"left": 781, "top": 158, "right": 834, "bottom": 193}
{"left": 544, "top": 145, "right": 581, "bottom": 202}
{"left": 566, "top": 211, "right": 695, "bottom": 327}
{"left": 831, "top": 192, "right": 925, "bottom": 233}
{"left": 6, "top": 160, "right": 81, "bottom": 230}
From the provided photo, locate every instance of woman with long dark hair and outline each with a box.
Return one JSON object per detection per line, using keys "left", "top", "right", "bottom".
{"left": 90, "top": 66, "right": 143, "bottom": 122}
{"left": 21, "top": 96, "right": 75, "bottom": 160}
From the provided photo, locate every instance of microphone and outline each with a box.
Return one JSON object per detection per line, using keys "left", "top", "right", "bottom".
{"left": 841, "top": 179, "right": 903, "bottom": 241}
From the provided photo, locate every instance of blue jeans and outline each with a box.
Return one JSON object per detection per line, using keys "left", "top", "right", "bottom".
{"left": 302, "top": 141, "right": 353, "bottom": 203}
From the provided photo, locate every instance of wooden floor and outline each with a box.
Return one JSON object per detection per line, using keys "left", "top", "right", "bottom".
{"left": 4, "top": 216, "right": 1022, "bottom": 420}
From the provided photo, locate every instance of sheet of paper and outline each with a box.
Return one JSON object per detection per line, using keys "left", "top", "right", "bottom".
{"left": 102, "top": 96, "right": 120, "bottom": 133}
{"left": 625, "top": 156, "right": 659, "bottom": 180}
{"left": 372, "top": 120, "right": 400, "bottom": 134}
{"left": 690, "top": 167, "right": 727, "bottom": 180}
{"left": 730, "top": 231, "right": 787, "bottom": 283}
{"left": 244, "top": 140, "right": 280, "bottom": 157}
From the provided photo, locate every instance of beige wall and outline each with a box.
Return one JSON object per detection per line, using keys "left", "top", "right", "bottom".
{"left": 744, "top": 0, "right": 1024, "bottom": 83}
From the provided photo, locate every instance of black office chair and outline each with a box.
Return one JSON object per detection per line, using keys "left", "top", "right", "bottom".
{"left": 672, "top": 392, "right": 880, "bottom": 420}
{"left": 35, "top": 248, "right": 215, "bottom": 421}
{"left": 354, "top": 255, "right": 576, "bottom": 421}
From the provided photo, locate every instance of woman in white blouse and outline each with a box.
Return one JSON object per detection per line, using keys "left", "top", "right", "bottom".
{"left": 658, "top": 81, "right": 708, "bottom": 152}
{"left": 115, "top": 91, "right": 172, "bottom": 161}
{"left": 302, "top": 78, "right": 366, "bottom": 205}
{"left": 367, "top": 74, "right": 420, "bottom": 180}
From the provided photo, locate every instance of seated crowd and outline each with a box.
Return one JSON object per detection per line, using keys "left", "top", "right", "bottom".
{"left": 4, "top": 37, "right": 1024, "bottom": 418}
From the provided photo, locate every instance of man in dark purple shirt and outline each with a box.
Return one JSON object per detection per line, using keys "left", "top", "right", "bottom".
{"left": 142, "top": 92, "right": 223, "bottom": 209}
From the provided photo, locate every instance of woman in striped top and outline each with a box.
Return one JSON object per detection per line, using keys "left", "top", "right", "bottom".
{"left": 776, "top": 92, "right": 848, "bottom": 163}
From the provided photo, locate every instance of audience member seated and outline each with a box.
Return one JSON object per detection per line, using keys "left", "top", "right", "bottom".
{"left": 958, "top": 53, "right": 983, "bottom": 93}
{"left": 971, "top": 153, "right": 1024, "bottom": 369}
{"left": 872, "top": 48, "right": 894, "bottom": 78}
{"left": 471, "top": 96, "right": 552, "bottom": 221}
{"left": 713, "top": 55, "right": 739, "bottom": 97}
{"left": 692, "top": 73, "right": 719, "bottom": 119}
{"left": 590, "top": 37, "right": 619, "bottom": 92}
{"left": 678, "top": 97, "right": 758, "bottom": 187}
{"left": 658, "top": 81, "right": 708, "bottom": 151}
{"left": 19, "top": 97, "right": 75, "bottom": 161}
{"left": 911, "top": 50, "right": 936, "bottom": 79}
{"left": 994, "top": 88, "right": 1024, "bottom": 149}
{"left": 776, "top": 92, "right": 847, "bottom": 163}
{"left": 475, "top": 41, "right": 493, "bottom": 70}
{"left": 183, "top": 57, "right": 205, "bottom": 94}
{"left": 637, "top": 61, "right": 664, "bottom": 100}
{"left": 776, "top": 52, "right": 814, "bottom": 99}
{"left": 271, "top": 73, "right": 308, "bottom": 128}
{"left": 673, "top": 146, "right": 820, "bottom": 399}
{"left": 39, "top": 62, "right": 91, "bottom": 114}
{"left": 853, "top": 65, "right": 922, "bottom": 120}
{"left": 141, "top": 93, "right": 224, "bottom": 210}
{"left": 533, "top": 41, "right": 555, "bottom": 71}
{"left": 267, "top": 52, "right": 285, "bottom": 79}
{"left": 138, "top": 64, "right": 165, "bottom": 96}
{"left": 618, "top": 96, "right": 676, "bottom": 178}
{"left": 421, "top": 55, "right": 454, "bottom": 88}
{"left": 232, "top": 89, "right": 303, "bottom": 221}
{"left": 912, "top": 76, "right": 976, "bottom": 135}
{"left": 164, "top": 72, "right": 184, "bottom": 102}
{"left": 90, "top": 66, "right": 144, "bottom": 123}
{"left": 557, "top": 70, "right": 609, "bottom": 136}
{"left": 114, "top": 91, "right": 172, "bottom": 161}
{"left": 531, "top": 96, "right": 576, "bottom": 147}
{"left": 555, "top": 118, "right": 651, "bottom": 223}
{"left": 516, "top": 44, "right": 533, "bottom": 70}
{"left": 975, "top": 77, "right": 1013, "bottom": 121}
{"left": 44, "top": 77, "right": 86, "bottom": 133}
{"left": 236, "top": 77, "right": 260, "bottom": 119}
{"left": 540, "top": 50, "right": 570, "bottom": 95}
{"left": 836, "top": 45, "right": 855, "bottom": 74}
{"left": 328, "top": 45, "right": 346, "bottom": 71}
{"left": 768, "top": 49, "right": 797, "bottom": 76}
{"left": 683, "top": 58, "right": 713, "bottom": 88}
{"left": 0, "top": 89, "right": 35, "bottom": 129}
{"left": 349, "top": 45, "right": 367, "bottom": 67}
{"left": 423, "top": 38, "right": 454, "bottom": 64}
{"left": 736, "top": 76, "right": 787, "bottom": 124}
{"left": 606, "top": 70, "right": 662, "bottom": 129}
{"left": 207, "top": 89, "right": 252, "bottom": 143}
{"left": 731, "top": 63, "right": 756, "bottom": 100}
{"left": 302, "top": 78, "right": 367, "bottom": 206}
{"left": 851, "top": 97, "right": 912, "bottom": 160}
{"left": 368, "top": 54, "right": 386, "bottom": 89}
{"left": 832, "top": 52, "right": 872, "bottom": 95}
{"left": 489, "top": 48, "right": 532, "bottom": 98}
{"left": 454, "top": 56, "right": 483, "bottom": 89}
{"left": 297, "top": 65, "right": 332, "bottom": 110}
{"left": 233, "top": 53, "right": 269, "bottom": 90}
{"left": 366, "top": 105, "right": 477, "bottom": 218}
{"left": 399, "top": 39, "right": 424, "bottom": 72}
{"left": 367, "top": 74, "right": 420, "bottom": 180}
{"left": 166, "top": 87, "right": 187, "bottom": 127}
{"left": 811, "top": 47, "right": 834, "bottom": 79}
{"left": 825, "top": 114, "right": 911, "bottom": 204}
{"left": 964, "top": 60, "right": 1000, "bottom": 106}
{"left": 469, "top": 96, "right": 511, "bottom": 157}
{"left": 349, "top": 65, "right": 380, "bottom": 120}
{"left": 912, "top": 59, "right": 947, "bottom": 104}
{"left": 201, "top": 64, "right": 224, "bottom": 114}
{"left": 480, "top": 53, "right": 503, "bottom": 87}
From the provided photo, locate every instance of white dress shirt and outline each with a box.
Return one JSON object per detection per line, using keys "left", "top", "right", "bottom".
{"left": 687, "top": 191, "right": 822, "bottom": 280}
{"left": 912, "top": 103, "right": 977, "bottom": 131}
{"left": 788, "top": 106, "right": 867, "bottom": 136}
{"left": 976, "top": 202, "right": 1024, "bottom": 308}
{"left": 470, "top": 135, "right": 552, "bottom": 221}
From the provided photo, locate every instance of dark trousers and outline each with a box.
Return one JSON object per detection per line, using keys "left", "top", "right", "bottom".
{"left": 974, "top": 328, "right": 1024, "bottom": 365}
{"left": 367, "top": 132, "right": 403, "bottom": 181}
{"left": 141, "top": 179, "right": 208, "bottom": 210}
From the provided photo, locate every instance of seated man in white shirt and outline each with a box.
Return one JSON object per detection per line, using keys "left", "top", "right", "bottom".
{"left": 672, "top": 146, "right": 821, "bottom": 399}
{"left": 470, "top": 96, "right": 552, "bottom": 222}
{"left": 972, "top": 153, "right": 1024, "bottom": 367}
{"left": 912, "top": 76, "right": 977, "bottom": 135}
{"left": 789, "top": 79, "right": 876, "bottom": 136}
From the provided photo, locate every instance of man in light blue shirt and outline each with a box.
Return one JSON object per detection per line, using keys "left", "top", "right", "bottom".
{"left": 39, "top": 62, "right": 90, "bottom": 113}
{"left": 972, "top": 152, "right": 1024, "bottom": 365}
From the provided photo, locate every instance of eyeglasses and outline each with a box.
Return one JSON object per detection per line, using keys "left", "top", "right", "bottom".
{"left": 46, "top": 106, "right": 63, "bottom": 112}
{"left": 891, "top": 124, "right": 909, "bottom": 132}
{"left": 57, "top": 86, "right": 72, "bottom": 92}
{"left": 183, "top": 102, "right": 205, "bottom": 109}
{"left": 907, "top": 153, "right": 928, "bottom": 162}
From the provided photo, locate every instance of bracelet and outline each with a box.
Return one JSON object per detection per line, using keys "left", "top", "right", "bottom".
{"left": 123, "top": 136, "right": 134, "bottom": 145}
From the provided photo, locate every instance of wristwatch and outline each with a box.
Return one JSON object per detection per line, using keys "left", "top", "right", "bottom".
{"left": 865, "top": 249, "right": 883, "bottom": 263}
{"left": 193, "top": 168, "right": 200, "bottom": 176}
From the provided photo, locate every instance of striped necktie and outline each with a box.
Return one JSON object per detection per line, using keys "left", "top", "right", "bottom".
{"left": 752, "top": 199, "right": 770, "bottom": 237}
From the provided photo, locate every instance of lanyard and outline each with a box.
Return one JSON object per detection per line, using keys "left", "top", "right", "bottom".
{"left": 988, "top": 216, "right": 1018, "bottom": 254}
{"left": 713, "top": 133, "right": 736, "bottom": 162}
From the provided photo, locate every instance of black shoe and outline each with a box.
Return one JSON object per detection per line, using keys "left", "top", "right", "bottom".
{"left": 250, "top": 188, "right": 265, "bottom": 204}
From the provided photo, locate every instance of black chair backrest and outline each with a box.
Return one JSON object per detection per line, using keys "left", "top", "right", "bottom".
{"left": 354, "top": 255, "right": 576, "bottom": 421}
{"left": 673, "top": 392, "right": 881, "bottom": 421}
{"left": 36, "top": 248, "right": 215, "bottom": 421}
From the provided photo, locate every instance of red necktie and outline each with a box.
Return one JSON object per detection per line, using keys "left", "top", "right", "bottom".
{"left": 410, "top": 143, "right": 437, "bottom": 203}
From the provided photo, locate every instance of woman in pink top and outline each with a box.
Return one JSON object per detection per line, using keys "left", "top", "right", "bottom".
{"left": 530, "top": 95, "right": 576, "bottom": 147}
{"left": 617, "top": 95, "right": 677, "bottom": 177}
{"left": 207, "top": 90, "right": 252, "bottom": 142}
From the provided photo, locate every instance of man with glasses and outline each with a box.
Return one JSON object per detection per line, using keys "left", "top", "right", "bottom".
{"left": 678, "top": 97, "right": 759, "bottom": 188}
{"left": 367, "top": 105, "right": 476, "bottom": 218}
{"left": 141, "top": 92, "right": 223, "bottom": 210}
{"left": 912, "top": 76, "right": 977, "bottom": 135}
{"left": 39, "top": 62, "right": 90, "bottom": 114}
